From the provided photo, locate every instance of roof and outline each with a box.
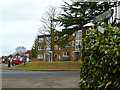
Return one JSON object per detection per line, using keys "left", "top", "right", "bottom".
{"left": 14, "top": 53, "right": 20, "bottom": 56}
{"left": 1, "top": 56, "right": 8, "bottom": 59}
{"left": 24, "top": 50, "right": 31, "bottom": 54}
{"left": 8, "top": 54, "right": 13, "bottom": 57}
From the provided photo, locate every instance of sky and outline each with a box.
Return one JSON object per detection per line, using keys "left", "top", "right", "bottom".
{"left": 0, "top": 0, "right": 119, "bottom": 57}
{"left": 0, "top": 0, "right": 66, "bottom": 56}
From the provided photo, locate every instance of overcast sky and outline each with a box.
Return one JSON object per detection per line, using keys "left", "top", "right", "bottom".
{"left": 0, "top": 0, "right": 119, "bottom": 57}
{"left": 0, "top": 0, "right": 66, "bottom": 56}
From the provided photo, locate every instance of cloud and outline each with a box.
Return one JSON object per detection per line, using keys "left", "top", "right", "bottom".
{"left": 1, "top": 0, "right": 41, "bottom": 21}
{"left": 0, "top": 0, "right": 65, "bottom": 56}
{"left": 1, "top": 0, "right": 64, "bottom": 21}
{"left": 0, "top": 20, "right": 40, "bottom": 56}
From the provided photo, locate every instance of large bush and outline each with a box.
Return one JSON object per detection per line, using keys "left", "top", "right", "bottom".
{"left": 79, "top": 24, "right": 120, "bottom": 89}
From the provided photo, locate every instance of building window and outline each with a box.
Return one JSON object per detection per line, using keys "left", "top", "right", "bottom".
{"left": 54, "top": 54, "right": 57, "bottom": 59}
{"left": 72, "top": 41, "right": 75, "bottom": 46}
{"left": 46, "top": 37, "right": 50, "bottom": 50}
{"left": 79, "top": 40, "right": 82, "bottom": 45}
{"left": 39, "top": 38, "right": 44, "bottom": 42}
{"left": 86, "top": 29, "right": 91, "bottom": 35}
{"left": 46, "top": 44, "right": 50, "bottom": 50}
{"left": 76, "top": 34, "right": 82, "bottom": 40}
{"left": 46, "top": 37, "right": 50, "bottom": 41}
{"left": 17, "top": 56, "right": 21, "bottom": 58}
{"left": 59, "top": 55, "right": 61, "bottom": 59}
{"left": 76, "top": 30, "right": 82, "bottom": 40}
{"left": 38, "top": 46, "right": 44, "bottom": 50}
{"left": 75, "top": 40, "right": 82, "bottom": 50}
{"left": 63, "top": 52, "right": 69, "bottom": 57}
{"left": 75, "top": 45, "right": 80, "bottom": 50}
{"left": 54, "top": 45, "right": 58, "bottom": 50}
{"left": 72, "top": 52, "right": 74, "bottom": 57}
{"left": 75, "top": 30, "right": 82, "bottom": 50}
{"left": 75, "top": 41, "right": 79, "bottom": 45}
{"left": 38, "top": 54, "right": 43, "bottom": 59}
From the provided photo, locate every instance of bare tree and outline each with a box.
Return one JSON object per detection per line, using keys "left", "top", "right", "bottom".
{"left": 39, "top": 6, "right": 60, "bottom": 61}
{"left": 40, "top": 6, "right": 60, "bottom": 35}
{"left": 15, "top": 46, "right": 27, "bottom": 56}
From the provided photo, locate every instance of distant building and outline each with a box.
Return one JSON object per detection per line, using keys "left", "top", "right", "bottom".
{"left": 0, "top": 50, "right": 31, "bottom": 63}
{"left": 24, "top": 50, "right": 30, "bottom": 58}
{"left": 1, "top": 56, "right": 8, "bottom": 63}
{"left": 8, "top": 54, "right": 13, "bottom": 61}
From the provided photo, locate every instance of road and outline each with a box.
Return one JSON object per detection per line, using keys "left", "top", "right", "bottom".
{"left": 1, "top": 64, "right": 80, "bottom": 88}
{"left": 0, "top": 63, "right": 8, "bottom": 69}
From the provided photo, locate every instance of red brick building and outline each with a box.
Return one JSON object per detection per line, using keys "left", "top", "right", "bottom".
{"left": 36, "top": 28, "right": 90, "bottom": 61}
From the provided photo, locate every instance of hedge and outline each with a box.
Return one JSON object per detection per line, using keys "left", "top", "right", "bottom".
{"left": 79, "top": 23, "right": 120, "bottom": 89}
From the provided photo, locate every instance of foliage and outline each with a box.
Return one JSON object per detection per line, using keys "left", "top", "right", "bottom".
{"left": 29, "top": 39, "right": 38, "bottom": 58}
{"left": 79, "top": 24, "right": 120, "bottom": 89}
{"left": 55, "top": 1, "right": 119, "bottom": 47}
{"left": 29, "top": 46, "right": 37, "bottom": 58}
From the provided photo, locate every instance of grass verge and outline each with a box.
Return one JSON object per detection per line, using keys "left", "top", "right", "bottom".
{"left": 11, "top": 61, "right": 81, "bottom": 69}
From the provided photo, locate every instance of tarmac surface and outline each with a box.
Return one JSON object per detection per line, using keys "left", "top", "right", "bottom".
{"left": 1, "top": 64, "right": 80, "bottom": 88}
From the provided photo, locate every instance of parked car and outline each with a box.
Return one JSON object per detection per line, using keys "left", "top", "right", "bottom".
{"left": 11, "top": 57, "right": 30, "bottom": 66}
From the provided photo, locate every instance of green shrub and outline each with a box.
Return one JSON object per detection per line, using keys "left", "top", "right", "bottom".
{"left": 79, "top": 24, "right": 120, "bottom": 89}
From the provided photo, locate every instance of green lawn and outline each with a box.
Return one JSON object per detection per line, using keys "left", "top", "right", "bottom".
{"left": 11, "top": 61, "right": 81, "bottom": 69}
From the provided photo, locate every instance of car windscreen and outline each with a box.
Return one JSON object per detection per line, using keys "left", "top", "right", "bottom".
{"left": 19, "top": 58, "right": 23, "bottom": 61}
{"left": 13, "top": 58, "right": 17, "bottom": 60}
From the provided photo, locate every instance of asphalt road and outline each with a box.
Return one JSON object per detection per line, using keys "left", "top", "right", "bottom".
{"left": 0, "top": 63, "right": 8, "bottom": 69}
{"left": 2, "top": 70, "right": 80, "bottom": 88}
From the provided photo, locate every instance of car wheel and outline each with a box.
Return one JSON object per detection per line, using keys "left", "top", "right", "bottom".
{"left": 12, "top": 63, "right": 16, "bottom": 66}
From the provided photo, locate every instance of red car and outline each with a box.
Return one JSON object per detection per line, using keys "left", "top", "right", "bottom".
{"left": 11, "top": 57, "right": 30, "bottom": 66}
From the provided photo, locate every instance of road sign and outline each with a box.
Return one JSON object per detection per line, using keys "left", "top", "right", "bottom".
{"left": 22, "top": 55, "right": 27, "bottom": 62}
{"left": 93, "top": 9, "right": 113, "bottom": 23}
{"left": 97, "top": 26, "right": 104, "bottom": 34}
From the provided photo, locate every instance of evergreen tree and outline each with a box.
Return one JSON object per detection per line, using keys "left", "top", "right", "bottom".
{"left": 55, "top": 1, "right": 120, "bottom": 46}
{"left": 29, "top": 38, "right": 38, "bottom": 58}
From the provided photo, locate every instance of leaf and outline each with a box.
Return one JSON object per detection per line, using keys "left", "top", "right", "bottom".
{"left": 105, "top": 82, "right": 112, "bottom": 89}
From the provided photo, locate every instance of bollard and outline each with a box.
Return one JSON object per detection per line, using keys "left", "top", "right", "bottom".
{"left": 8, "top": 60, "right": 11, "bottom": 67}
